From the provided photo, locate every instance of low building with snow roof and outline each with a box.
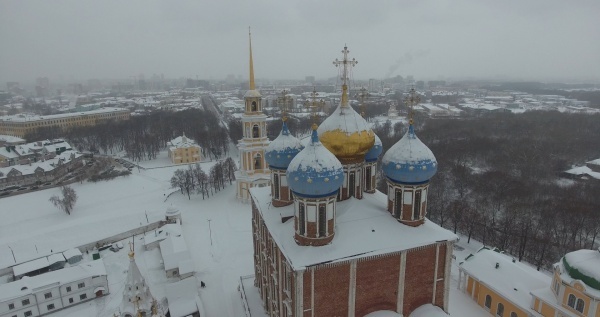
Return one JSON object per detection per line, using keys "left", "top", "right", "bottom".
{"left": 167, "top": 133, "right": 201, "bottom": 164}
{"left": 0, "top": 259, "right": 108, "bottom": 317}
{"left": 562, "top": 165, "right": 600, "bottom": 182}
{"left": 164, "top": 277, "right": 201, "bottom": 317}
{"left": 457, "top": 247, "right": 550, "bottom": 317}
{"left": 62, "top": 248, "right": 82, "bottom": 265}
{"left": 13, "top": 257, "right": 51, "bottom": 280}
{"left": 530, "top": 249, "right": 600, "bottom": 317}
{"left": 46, "top": 253, "right": 66, "bottom": 271}
{"left": 143, "top": 223, "right": 183, "bottom": 251}
{"left": 159, "top": 235, "right": 193, "bottom": 279}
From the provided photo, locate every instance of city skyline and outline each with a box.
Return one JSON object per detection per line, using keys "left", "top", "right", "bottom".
{"left": 1, "top": 0, "right": 600, "bottom": 84}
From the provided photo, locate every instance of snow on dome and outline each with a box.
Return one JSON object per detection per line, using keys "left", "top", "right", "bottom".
{"left": 365, "top": 133, "right": 383, "bottom": 162}
{"left": 287, "top": 128, "right": 343, "bottom": 198}
{"left": 265, "top": 121, "right": 304, "bottom": 169}
{"left": 165, "top": 205, "right": 180, "bottom": 216}
{"left": 409, "top": 304, "right": 449, "bottom": 317}
{"left": 244, "top": 89, "right": 261, "bottom": 98}
{"left": 317, "top": 102, "right": 375, "bottom": 163}
{"left": 382, "top": 124, "right": 437, "bottom": 184}
{"left": 563, "top": 249, "right": 600, "bottom": 290}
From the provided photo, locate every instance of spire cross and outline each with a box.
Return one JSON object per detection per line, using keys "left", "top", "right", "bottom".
{"left": 357, "top": 87, "right": 369, "bottom": 117}
{"left": 333, "top": 45, "right": 357, "bottom": 86}
{"left": 304, "top": 87, "right": 325, "bottom": 124}
{"left": 404, "top": 87, "right": 421, "bottom": 124}
{"left": 276, "top": 89, "right": 293, "bottom": 121}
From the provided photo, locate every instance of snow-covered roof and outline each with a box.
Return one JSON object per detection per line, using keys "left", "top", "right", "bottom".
{"left": 159, "top": 235, "right": 191, "bottom": 271}
{"left": 409, "top": 304, "right": 449, "bottom": 317}
{"left": 250, "top": 187, "right": 456, "bottom": 270}
{"left": 587, "top": 158, "right": 600, "bottom": 166}
{"left": 168, "top": 135, "right": 199, "bottom": 149}
{"left": 564, "top": 166, "right": 600, "bottom": 180}
{"left": 47, "top": 253, "right": 66, "bottom": 264}
{"left": 62, "top": 248, "right": 82, "bottom": 259}
{"left": 144, "top": 224, "right": 183, "bottom": 247}
{"left": 459, "top": 248, "right": 550, "bottom": 310}
{"left": 1, "top": 259, "right": 106, "bottom": 302}
{"left": 0, "top": 107, "right": 128, "bottom": 122}
{"left": 244, "top": 90, "right": 262, "bottom": 98}
{"left": 13, "top": 257, "right": 50, "bottom": 277}
{"left": 0, "top": 134, "right": 25, "bottom": 144}
{"left": 265, "top": 121, "right": 304, "bottom": 169}
{"left": 382, "top": 124, "right": 437, "bottom": 184}
{"left": 561, "top": 249, "right": 600, "bottom": 293}
{"left": 165, "top": 278, "right": 201, "bottom": 317}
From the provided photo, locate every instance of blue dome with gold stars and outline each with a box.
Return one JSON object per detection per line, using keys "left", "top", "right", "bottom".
{"left": 382, "top": 124, "right": 437, "bottom": 184}
{"left": 287, "top": 127, "right": 343, "bottom": 198}
{"left": 265, "top": 121, "right": 304, "bottom": 169}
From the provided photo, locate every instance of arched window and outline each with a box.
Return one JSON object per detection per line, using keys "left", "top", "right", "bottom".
{"left": 576, "top": 298, "right": 584, "bottom": 313}
{"left": 251, "top": 101, "right": 257, "bottom": 112}
{"left": 485, "top": 295, "right": 492, "bottom": 309}
{"left": 318, "top": 204, "right": 327, "bottom": 237}
{"left": 496, "top": 303, "right": 504, "bottom": 317}
{"left": 298, "top": 202, "right": 305, "bottom": 235}
{"left": 510, "top": 312, "right": 517, "bottom": 317}
{"left": 253, "top": 125, "right": 260, "bottom": 138}
{"left": 567, "top": 294, "right": 576, "bottom": 308}
{"left": 254, "top": 154, "right": 262, "bottom": 170}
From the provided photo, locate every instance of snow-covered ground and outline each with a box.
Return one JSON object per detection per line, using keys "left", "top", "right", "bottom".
{"left": 0, "top": 147, "right": 541, "bottom": 316}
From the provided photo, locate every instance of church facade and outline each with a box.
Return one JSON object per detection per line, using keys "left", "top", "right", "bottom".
{"left": 248, "top": 45, "right": 456, "bottom": 317}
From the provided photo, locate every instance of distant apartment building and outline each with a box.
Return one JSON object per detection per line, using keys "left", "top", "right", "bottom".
{"left": 0, "top": 108, "right": 130, "bottom": 138}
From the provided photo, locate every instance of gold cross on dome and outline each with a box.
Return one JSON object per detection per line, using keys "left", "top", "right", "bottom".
{"left": 333, "top": 45, "right": 357, "bottom": 86}
{"left": 304, "top": 87, "right": 325, "bottom": 124}
{"left": 276, "top": 89, "right": 293, "bottom": 121}
{"left": 404, "top": 87, "right": 421, "bottom": 124}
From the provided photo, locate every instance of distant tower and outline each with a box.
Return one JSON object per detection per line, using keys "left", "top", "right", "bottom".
{"left": 235, "top": 28, "right": 270, "bottom": 202}
{"left": 120, "top": 245, "right": 154, "bottom": 317}
{"left": 382, "top": 88, "right": 437, "bottom": 227}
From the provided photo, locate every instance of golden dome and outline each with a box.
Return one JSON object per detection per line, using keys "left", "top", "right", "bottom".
{"left": 317, "top": 85, "right": 375, "bottom": 164}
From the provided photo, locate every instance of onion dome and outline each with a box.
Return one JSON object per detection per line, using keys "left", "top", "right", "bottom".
{"left": 562, "top": 249, "right": 600, "bottom": 290}
{"left": 287, "top": 126, "right": 343, "bottom": 198}
{"left": 317, "top": 87, "right": 375, "bottom": 163}
{"left": 382, "top": 124, "right": 437, "bottom": 184}
{"left": 365, "top": 133, "right": 383, "bottom": 162}
{"left": 265, "top": 120, "right": 304, "bottom": 169}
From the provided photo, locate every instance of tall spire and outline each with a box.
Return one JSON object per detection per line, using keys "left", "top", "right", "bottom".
{"left": 249, "top": 27, "right": 256, "bottom": 90}
{"left": 333, "top": 45, "right": 358, "bottom": 108}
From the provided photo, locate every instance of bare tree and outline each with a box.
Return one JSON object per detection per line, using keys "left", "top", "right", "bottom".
{"left": 49, "top": 186, "right": 78, "bottom": 215}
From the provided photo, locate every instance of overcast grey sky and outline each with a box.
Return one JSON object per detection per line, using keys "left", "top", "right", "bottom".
{"left": 1, "top": 0, "right": 599, "bottom": 84}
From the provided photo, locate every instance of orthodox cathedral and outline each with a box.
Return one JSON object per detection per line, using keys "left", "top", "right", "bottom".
{"left": 243, "top": 33, "right": 457, "bottom": 317}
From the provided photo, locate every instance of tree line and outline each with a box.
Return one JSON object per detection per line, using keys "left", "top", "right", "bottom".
{"left": 373, "top": 111, "right": 600, "bottom": 270}
{"left": 170, "top": 158, "right": 237, "bottom": 200}
{"left": 25, "top": 109, "right": 230, "bottom": 162}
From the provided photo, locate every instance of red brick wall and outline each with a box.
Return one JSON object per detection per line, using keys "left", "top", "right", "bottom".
{"left": 355, "top": 255, "right": 400, "bottom": 316}
{"left": 312, "top": 264, "right": 350, "bottom": 317}
{"left": 403, "top": 246, "right": 437, "bottom": 316}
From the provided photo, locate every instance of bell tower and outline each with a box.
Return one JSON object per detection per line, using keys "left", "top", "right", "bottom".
{"left": 235, "top": 28, "right": 270, "bottom": 202}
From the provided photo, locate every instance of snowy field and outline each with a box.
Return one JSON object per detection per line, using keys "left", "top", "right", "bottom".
{"left": 0, "top": 145, "right": 533, "bottom": 317}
